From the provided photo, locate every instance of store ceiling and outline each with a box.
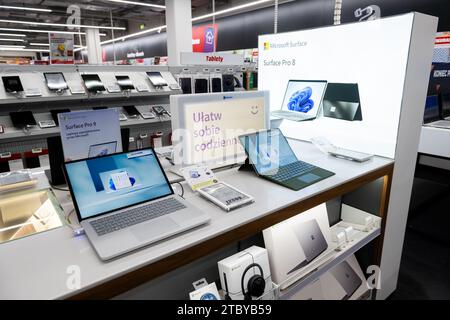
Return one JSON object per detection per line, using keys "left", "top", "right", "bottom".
{"left": 0, "top": 0, "right": 258, "bottom": 49}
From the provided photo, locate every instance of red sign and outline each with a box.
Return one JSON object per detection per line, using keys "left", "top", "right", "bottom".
{"left": 192, "top": 24, "right": 218, "bottom": 53}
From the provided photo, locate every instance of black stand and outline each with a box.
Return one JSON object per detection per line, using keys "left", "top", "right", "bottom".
{"left": 238, "top": 157, "right": 254, "bottom": 172}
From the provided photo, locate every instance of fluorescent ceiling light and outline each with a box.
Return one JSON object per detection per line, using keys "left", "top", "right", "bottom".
{"left": 103, "top": 0, "right": 165, "bottom": 9}
{"left": 101, "top": 25, "right": 166, "bottom": 45}
{"left": 30, "top": 43, "right": 49, "bottom": 46}
{"left": 0, "top": 27, "right": 106, "bottom": 36}
{"left": 100, "top": 0, "right": 272, "bottom": 45}
{"left": 0, "top": 48, "right": 50, "bottom": 52}
{"left": 0, "top": 33, "right": 26, "bottom": 37}
{"left": 0, "top": 19, "right": 125, "bottom": 30}
{"left": 0, "top": 38, "right": 25, "bottom": 42}
{"left": 192, "top": 0, "right": 272, "bottom": 22}
{"left": 0, "top": 45, "right": 26, "bottom": 48}
{"left": 0, "top": 5, "right": 52, "bottom": 13}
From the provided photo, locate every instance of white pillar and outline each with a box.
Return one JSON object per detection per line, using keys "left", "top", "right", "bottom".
{"left": 86, "top": 28, "right": 102, "bottom": 65}
{"left": 166, "top": 0, "right": 192, "bottom": 66}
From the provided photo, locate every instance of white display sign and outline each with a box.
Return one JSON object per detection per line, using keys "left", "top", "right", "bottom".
{"left": 180, "top": 52, "right": 244, "bottom": 66}
{"left": 59, "top": 109, "right": 123, "bottom": 161}
{"left": 259, "top": 14, "right": 416, "bottom": 159}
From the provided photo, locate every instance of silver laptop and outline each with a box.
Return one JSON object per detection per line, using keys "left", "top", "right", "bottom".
{"left": 287, "top": 219, "right": 329, "bottom": 274}
{"left": 330, "top": 261, "right": 362, "bottom": 299}
{"left": 63, "top": 148, "right": 210, "bottom": 261}
{"left": 271, "top": 80, "right": 328, "bottom": 122}
{"left": 88, "top": 141, "right": 118, "bottom": 158}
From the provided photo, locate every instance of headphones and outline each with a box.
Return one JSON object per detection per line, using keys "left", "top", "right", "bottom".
{"left": 240, "top": 263, "right": 266, "bottom": 300}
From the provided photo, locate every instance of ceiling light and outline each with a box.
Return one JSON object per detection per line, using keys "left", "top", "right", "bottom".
{"left": 0, "top": 45, "right": 26, "bottom": 48}
{"left": 0, "top": 5, "right": 52, "bottom": 13}
{"left": 0, "top": 47, "right": 50, "bottom": 52}
{"left": 0, "top": 19, "right": 125, "bottom": 30}
{"left": 103, "top": 0, "right": 165, "bottom": 9}
{"left": 0, "top": 28, "right": 106, "bottom": 36}
{"left": 0, "top": 33, "right": 26, "bottom": 37}
{"left": 30, "top": 43, "right": 49, "bottom": 46}
{"left": 192, "top": 0, "right": 272, "bottom": 22}
{"left": 0, "top": 38, "right": 25, "bottom": 42}
{"left": 101, "top": 25, "right": 167, "bottom": 45}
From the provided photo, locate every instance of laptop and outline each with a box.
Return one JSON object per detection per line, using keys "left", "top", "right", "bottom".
{"left": 88, "top": 141, "right": 118, "bottom": 158}
{"left": 271, "top": 80, "right": 327, "bottom": 121}
{"left": 287, "top": 219, "right": 329, "bottom": 274}
{"left": 330, "top": 261, "right": 362, "bottom": 299}
{"left": 63, "top": 148, "right": 210, "bottom": 261}
{"left": 425, "top": 94, "right": 450, "bottom": 128}
{"left": 238, "top": 128, "right": 335, "bottom": 191}
{"left": 322, "top": 83, "right": 363, "bottom": 121}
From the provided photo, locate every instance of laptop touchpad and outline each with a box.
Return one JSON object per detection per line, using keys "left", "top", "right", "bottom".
{"left": 131, "top": 218, "right": 179, "bottom": 241}
{"left": 298, "top": 173, "right": 320, "bottom": 183}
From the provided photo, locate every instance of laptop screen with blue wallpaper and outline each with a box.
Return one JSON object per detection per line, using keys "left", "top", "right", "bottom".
{"left": 65, "top": 149, "right": 173, "bottom": 220}
{"left": 281, "top": 80, "right": 327, "bottom": 115}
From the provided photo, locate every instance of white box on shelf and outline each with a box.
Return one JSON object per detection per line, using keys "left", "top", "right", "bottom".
{"left": 218, "top": 246, "right": 273, "bottom": 300}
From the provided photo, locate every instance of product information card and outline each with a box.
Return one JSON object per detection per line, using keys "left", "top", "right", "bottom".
{"left": 59, "top": 109, "right": 122, "bottom": 161}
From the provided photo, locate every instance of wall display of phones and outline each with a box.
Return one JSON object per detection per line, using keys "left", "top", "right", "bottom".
{"left": 146, "top": 72, "right": 168, "bottom": 87}
{"left": 179, "top": 77, "right": 192, "bottom": 94}
{"left": 194, "top": 78, "right": 209, "bottom": 93}
{"left": 211, "top": 77, "right": 222, "bottom": 93}
{"left": 222, "top": 74, "right": 235, "bottom": 92}
{"left": 44, "top": 72, "right": 68, "bottom": 91}
{"left": 116, "top": 75, "right": 135, "bottom": 91}
{"left": 9, "top": 111, "right": 37, "bottom": 128}
{"left": 81, "top": 74, "right": 106, "bottom": 93}
{"left": 2, "top": 76, "right": 24, "bottom": 93}
{"left": 123, "top": 105, "right": 140, "bottom": 118}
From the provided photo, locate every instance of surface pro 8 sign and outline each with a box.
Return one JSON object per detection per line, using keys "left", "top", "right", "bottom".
{"left": 59, "top": 109, "right": 123, "bottom": 161}
{"left": 259, "top": 13, "right": 418, "bottom": 158}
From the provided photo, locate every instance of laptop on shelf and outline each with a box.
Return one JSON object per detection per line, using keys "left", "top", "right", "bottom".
{"left": 424, "top": 94, "right": 450, "bottom": 129}
{"left": 287, "top": 219, "right": 329, "bottom": 274}
{"left": 238, "top": 128, "right": 335, "bottom": 191}
{"left": 330, "top": 261, "right": 363, "bottom": 300}
{"left": 322, "top": 83, "right": 363, "bottom": 121}
{"left": 271, "top": 80, "right": 327, "bottom": 122}
{"left": 63, "top": 148, "right": 210, "bottom": 261}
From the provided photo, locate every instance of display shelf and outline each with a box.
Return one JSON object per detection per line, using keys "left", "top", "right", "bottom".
{"left": 278, "top": 222, "right": 380, "bottom": 300}
{"left": 419, "top": 125, "right": 450, "bottom": 159}
{"left": 0, "top": 114, "right": 171, "bottom": 143}
{"left": 0, "top": 140, "right": 393, "bottom": 299}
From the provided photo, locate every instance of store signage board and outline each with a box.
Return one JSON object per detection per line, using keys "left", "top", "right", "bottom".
{"left": 259, "top": 14, "right": 417, "bottom": 159}
{"left": 49, "top": 33, "right": 74, "bottom": 65}
{"left": 180, "top": 52, "right": 244, "bottom": 66}
{"left": 59, "top": 109, "right": 122, "bottom": 161}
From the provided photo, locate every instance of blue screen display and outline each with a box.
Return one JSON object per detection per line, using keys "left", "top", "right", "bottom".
{"left": 239, "top": 129, "right": 298, "bottom": 175}
{"left": 65, "top": 149, "right": 172, "bottom": 219}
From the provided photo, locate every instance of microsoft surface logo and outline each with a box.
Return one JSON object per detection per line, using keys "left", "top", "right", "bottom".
{"left": 264, "top": 42, "right": 270, "bottom": 50}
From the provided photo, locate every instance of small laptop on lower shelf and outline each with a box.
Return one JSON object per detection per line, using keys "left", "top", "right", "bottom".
{"left": 238, "top": 128, "right": 335, "bottom": 191}
{"left": 63, "top": 148, "right": 210, "bottom": 261}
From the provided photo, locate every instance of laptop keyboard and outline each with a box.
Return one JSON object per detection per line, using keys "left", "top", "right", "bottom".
{"left": 265, "top": 161, "right": 316, "bottom": 182}
{"left": 272, "top": 111, "right": 310, "bottom": 120}
{"left": 90, "top": 198, "right": 186, "bottom": 236}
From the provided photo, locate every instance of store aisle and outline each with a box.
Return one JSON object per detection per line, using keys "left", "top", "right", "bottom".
{"left": 390, "top": 174, "right": 450, "bottom": 299}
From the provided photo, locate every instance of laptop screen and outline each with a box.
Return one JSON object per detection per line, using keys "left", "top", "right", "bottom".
{"left": 239, "top": 129, "right": 298, "bottom": 175}
{"left": 424, "top": 95, "right": 440, "bottom": 123}
{"left": 65, "top": 149, "right": 173, "bottom": 220}
{"left": 281, "top": 80, "right": 327, "bottom": 116}
{"left": 442, "top": 93, "right": 450, "bottom": 119}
